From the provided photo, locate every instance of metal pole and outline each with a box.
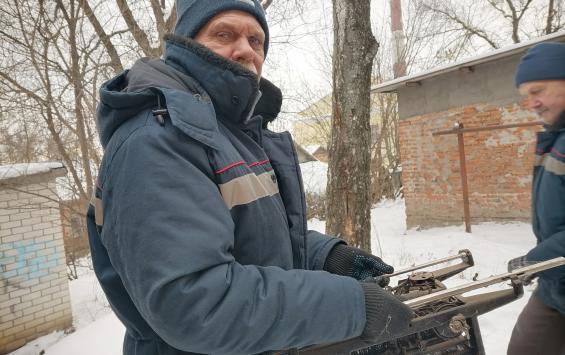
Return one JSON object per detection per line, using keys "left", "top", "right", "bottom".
{"left": 433, "top": 120, "right": 543, "bottom": 136}
{"left": 390, "top": 0, "right": 407, "bottom": 78}
{"left": 405, "top": 257, "right": 565, "bottom": 308}
{"left": 387, "top": 250, "right": 471, "bottom": 277}
{"left": 456, "top": 123, "right": 471, "bottom": 233}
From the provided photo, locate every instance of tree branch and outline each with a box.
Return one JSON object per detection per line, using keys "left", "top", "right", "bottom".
{"left": 78, "top": 0, "right": 123, "bottom": 73}
{"left": 115, "top": 0, "right": 160, "bottom": 57}
{"left": 546, "top": 0, "right": 556, "bottom": 34}
{"left": 423, "top": 3, "right": 499, "bottom": 49}
{"left": 165, "top": 2, "right": 176, "bottom": 34}
{"left": 262, "top": 0, "right": 274, "bottom": 10}
{"left": 150, "top": 0, "right": 166, "bottom": 53}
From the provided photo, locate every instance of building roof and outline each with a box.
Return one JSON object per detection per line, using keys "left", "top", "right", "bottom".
{"left": 0, "top": 162, "right": 66, "bottom": 182}
{"left": 304, "top": 145, "right": 325, "bottom": 154}
{"left": 372, "top": 31, "right": 565, "bottom": 93}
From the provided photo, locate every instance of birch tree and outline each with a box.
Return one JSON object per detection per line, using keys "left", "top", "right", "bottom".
{"left": 326, "top": 0, "right": 377, "bottom": 250}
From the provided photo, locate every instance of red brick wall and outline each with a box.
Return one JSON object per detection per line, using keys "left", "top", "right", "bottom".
{"left": 399, "top": 102, "right": 541, "bottom": 228}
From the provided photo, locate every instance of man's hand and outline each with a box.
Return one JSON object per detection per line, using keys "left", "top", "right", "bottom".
{"left": 366, "top": 275, "right": 391, "bottom": 287}
{"left": 507, "top": 255, "right": 538, "bottom": 272}
{"left": 324, "top": 245, "right": 394, "bottom": 280}
{"left": 507, "top": 255, "right": 539, "bottom": 285}
{"left": 359, "top": 282, "right": 414, "bottom": 344}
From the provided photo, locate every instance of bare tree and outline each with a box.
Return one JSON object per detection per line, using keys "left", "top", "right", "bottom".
{"left": 417, "top": 0, "right": 565, "bottom": 60}
{"left": 368, "top": 93, "right": 402, "bottom": 202}
{"left": 0, "top": 0, "right": 173, "bottom": 276}
{"left": 326, "top": 0, "right": 377, "bottom": 250}
{"left": 0, "top": 0, "right": 99, "bottom": 200}
{"left": 0, "top": 0, "right": 316, "bottom": 279}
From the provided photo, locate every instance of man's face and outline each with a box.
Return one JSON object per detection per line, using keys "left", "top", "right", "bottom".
{"left": 194, "top": 10, "right": 265, "bottom": 78}
{"left": 518, "top": 80, "right": 565, "bottom": 125}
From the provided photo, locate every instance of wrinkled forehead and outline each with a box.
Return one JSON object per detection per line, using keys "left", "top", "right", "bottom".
{"left": 203, "top": 10, "right": 265, "bottom": 37}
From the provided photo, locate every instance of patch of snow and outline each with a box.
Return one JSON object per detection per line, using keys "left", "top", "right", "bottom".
{"left": 300, "top": 160, "right": 327, "bottom": 195}
{"left": 44, "top": 314, "right": 124, "bottom": 355}
{"left": 308, "top": 198, "right": 536, "bottom": 355}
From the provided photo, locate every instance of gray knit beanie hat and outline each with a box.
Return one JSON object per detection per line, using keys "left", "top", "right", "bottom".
{"left": 174, "top": 0, "right": 269, "bottom": 56}
{"left": 514, "top": 42, "right": 565, "bottom": 87}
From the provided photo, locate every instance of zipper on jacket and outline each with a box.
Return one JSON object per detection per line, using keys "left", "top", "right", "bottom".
{"left": 243, "top": 90, "right": 263, "bottom": 124}
{"left": 152, "top": 94, "right": 168, "bottom": 126}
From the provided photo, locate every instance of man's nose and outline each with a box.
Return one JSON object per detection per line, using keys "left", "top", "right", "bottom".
{"left": 527, "top": 97, "right": 541, "bottom": 110}
{"left": 231, "top": 37, "right": 255, "bottom": 62}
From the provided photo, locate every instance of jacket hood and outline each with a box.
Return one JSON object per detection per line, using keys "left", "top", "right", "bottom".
{"left": 96, "top": 57, "right": 213, "bottom": 148}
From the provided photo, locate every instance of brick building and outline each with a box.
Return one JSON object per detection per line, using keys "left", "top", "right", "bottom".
{"left": 372, "top": 32, "right": 565, "bottom": 229}
{"left": 59, "top": 199, "right": 90, "bottom": 265}
{"left": 0, "top": 162, "right": 72, "bottom": 354}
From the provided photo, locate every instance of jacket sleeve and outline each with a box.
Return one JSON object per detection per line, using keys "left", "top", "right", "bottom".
{"left": 527, "top": 229, "right": 565, "bottom": 280}
{"left": 306, "top": 230, "right": 344, "bottom": 270}
{"left": 527, "top": 146, "right": 565, "bottom": 281}
{"left": 100, "top": 124, "right": 366, "bottom": 354}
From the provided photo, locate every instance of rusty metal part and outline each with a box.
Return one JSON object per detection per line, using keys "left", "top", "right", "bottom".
{"left": 448, "top": 314, "right": 468, "bottom": 334}
{"left": 405, "top": 257, "right": 565, "bottom": 308}
{"left": 299, "top": 254, "right": 565, "bottom": 355}
{"left": 387, "top": 249, "right": 473, "bottom": 278}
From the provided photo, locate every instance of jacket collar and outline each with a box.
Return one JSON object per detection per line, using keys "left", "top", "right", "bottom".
{"left": 546, "top": 109, "right": 565, "bottom": 132}
{"left": 537, "top": 110, "right": 565, "bottom": 153}
{"left": 163, "top": 34, "right": 261, "bottom": 125}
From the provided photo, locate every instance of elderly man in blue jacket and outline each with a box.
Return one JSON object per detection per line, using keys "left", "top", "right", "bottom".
{"left": 86, "top": 1, "right": 413, "bottom": 354}
{"left": 507, "top": 42, "right": 565, "bottom": 355}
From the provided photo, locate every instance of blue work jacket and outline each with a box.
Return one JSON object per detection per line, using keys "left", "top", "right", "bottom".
{"left": 86, "top": 36, "right": 366, "bottom": 354}
{"left": 528, "top": 112, "right": 565, "bottom": 315}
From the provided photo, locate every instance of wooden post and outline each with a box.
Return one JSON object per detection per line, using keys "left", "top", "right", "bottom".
{"left": 432, "top": 120, "right": 543, "bottom": 234}
{"left": 456, "top": 123, "right": 471, "bottom": 233}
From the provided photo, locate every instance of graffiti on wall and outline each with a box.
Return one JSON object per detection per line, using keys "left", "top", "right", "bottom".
{"left": 0, "top": 240, "right": 58, "bottom": 290}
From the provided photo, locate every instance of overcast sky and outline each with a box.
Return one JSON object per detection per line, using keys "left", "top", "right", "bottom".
{"left": 261, "top": 0, "right": 395, "bottom": 129}
{"left": 260, "top": 0, "right": 558, "bottom": 121}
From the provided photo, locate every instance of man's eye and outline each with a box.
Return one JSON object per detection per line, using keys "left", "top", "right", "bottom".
{"left": 217, "top": 32, "right": 231, "bottom": 40}
{"left": 249, "top": 37, "right": 263, "bottom": 47}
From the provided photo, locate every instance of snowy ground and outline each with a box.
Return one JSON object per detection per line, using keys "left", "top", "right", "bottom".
{"left": 10, "top": 199, "right": 536, "bottom": 355}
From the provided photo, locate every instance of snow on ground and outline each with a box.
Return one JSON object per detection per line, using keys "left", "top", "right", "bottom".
{"left": 310, "top": 199, "right": 537, "bottom": 355}
{"left": 299, "top": 161, "right": 328, "bottom": 195}
{"left": 9, "top": 262, "right": 124, "bottom": 355}
{"left": 11, "top": 199, "right": 536, "bottom": 355}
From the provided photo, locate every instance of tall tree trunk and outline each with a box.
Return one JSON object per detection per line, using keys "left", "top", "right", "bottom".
{"left": 326, "top": 0, "right": 378, "bottom": 251}
{"left": 66, "top": 0, "right": 94, "bottom": 200}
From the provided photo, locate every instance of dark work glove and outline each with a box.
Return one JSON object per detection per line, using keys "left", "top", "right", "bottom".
{"left": 324, "top": 244, "right": 394, "bottom": 280}
{"left": 507, "top": 255, "right": 538, "bottom": 272}
{"left": 359, "top": 282, "right": 414, "bottom": 344}
{"left": 507, "top": 255, "right": 539, "bottom": 285}
{"left": 365, "top": 275, "right": 391, "bottom": 288}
